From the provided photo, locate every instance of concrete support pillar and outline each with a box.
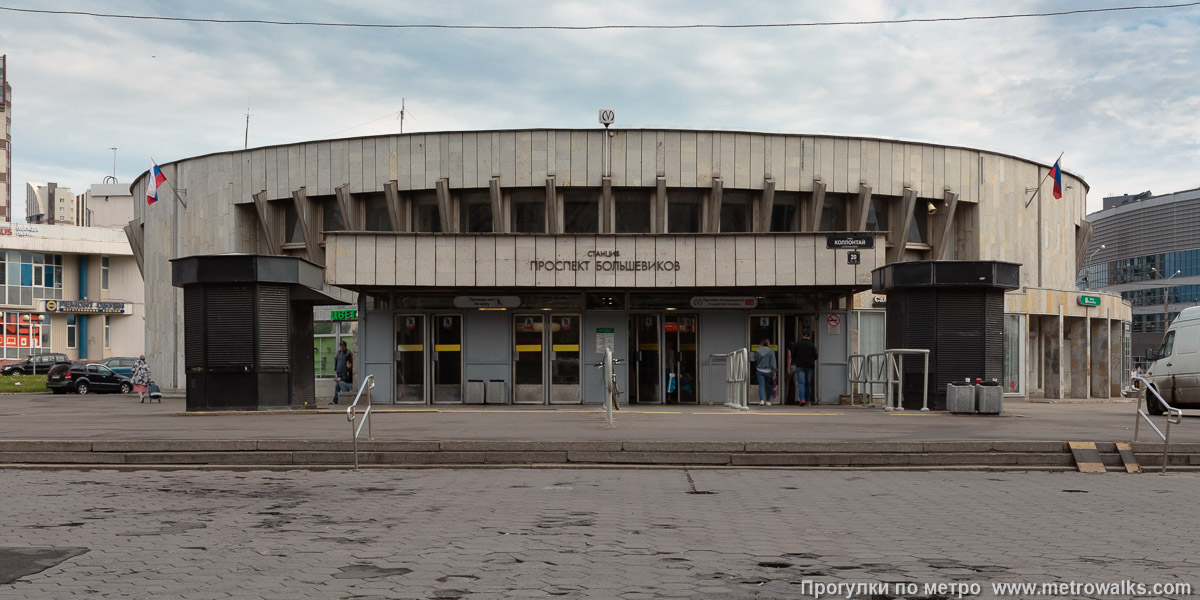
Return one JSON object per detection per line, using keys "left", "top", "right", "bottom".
{"left": 1090, "top": 318, "right": 1110, "bottom": 398}
{"left": 1042, "top": 315, "right": 1063, "bottom": 399}
{"left": 1109, "top": 320, "right": 1125, "bottom": 397}
{"left": 1066, "top": 317, "right": 1088, "bottom": 398}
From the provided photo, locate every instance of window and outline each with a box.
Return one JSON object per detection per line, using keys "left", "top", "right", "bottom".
{"left": 563, "top": 189, "right": 598, "bottom": 234}
{"left": 363, "top": 193, "right": 392, "bottom": 231}
{"left": 865, "top": 196, "right": 890, "bottom": 232}
{"left": 667, "top": 190, "right": 702, "bottom": 233}
{"left": 101, "top": 256, "right": 110, "bottom": 290}
{"left": 322, "top": 198, "right": 345, "bottom": 232}
{"left": 412, "top": 192, "right": 441, "bottom": 233}
{"left": 1159, "top": 330, "right": 1175, "bottom": 359}
{"left": 66, "top": 314, "right": 76, "bottom": 349}
{"left": 1003, "top": 314, "right": 1023, "bottom": 394}
{"left": 459, "top": 191, "right": 493, "bottom": 233}
{"left": 906, "top": 200, "right": 931, "bottom": 244}
{"left": 720, "top": 191, "right": 752, "bottom": 233}
{"left": 770, "top": 192, "right": 801, "bottom": 232}
{"left": 284, "top": 202, "right": 304, "bottom": 243}
{"left": 819, "top": 194, "right": 847, "bottom": 231}
{"left": 510, "top": 189, "right": 545, "bottom": 233}
{"left": 614, "top": 190, "right": 651, "bottom": 233}
{"left": 104, "top": 315, "right": 110, "bottom": 348}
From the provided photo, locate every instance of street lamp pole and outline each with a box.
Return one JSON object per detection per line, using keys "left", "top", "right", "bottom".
{"left": 1151, "top": 267, "right": 1181, "bottom": 332}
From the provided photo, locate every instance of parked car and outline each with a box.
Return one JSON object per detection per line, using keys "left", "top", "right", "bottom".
{"left": 97, "top": 356, "right": 139, "bottom": 378}
{"left": 1, "top": 352, "right": 70, "bottom": 376}
{"left": 1144, "top": 305, "right": 1200, "bottom": 415}
{"left": 45, "top": 363, "right": 133, "bottom": 395}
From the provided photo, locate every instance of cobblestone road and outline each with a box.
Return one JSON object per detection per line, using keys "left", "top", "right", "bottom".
{"left": 2, "top": 468, "right": 1197, "bottom": 599}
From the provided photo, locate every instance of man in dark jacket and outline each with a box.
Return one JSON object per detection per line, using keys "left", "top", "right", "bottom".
{"left": 787, "top": 333, "right": 818, "bottom": 406}
{"left": 332, "top": 340, "right": 354, "bottom": 405}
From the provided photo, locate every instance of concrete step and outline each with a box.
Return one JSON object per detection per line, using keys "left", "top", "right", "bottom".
{"left": 1, "top": 439, "right": 1197, "bottom": 470}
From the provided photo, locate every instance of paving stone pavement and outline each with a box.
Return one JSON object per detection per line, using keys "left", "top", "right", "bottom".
{"left": 2, "top": 468, "right": 1198, "bottom": 599}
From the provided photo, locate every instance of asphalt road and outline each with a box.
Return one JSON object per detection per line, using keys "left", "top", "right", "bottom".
{"left": 2, "top": 468, "right": 1197, "bottom": 599}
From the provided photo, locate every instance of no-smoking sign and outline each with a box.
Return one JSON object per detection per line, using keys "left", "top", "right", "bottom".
{"left": 826, "top": 313, "right": 843, "bottom": 335}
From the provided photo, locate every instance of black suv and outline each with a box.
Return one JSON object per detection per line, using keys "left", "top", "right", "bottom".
{"left": 1, "top": 352, "right": 70, "bottom": 376}
{"left": 46, "top": 363, "right": 133, "bottom": 395}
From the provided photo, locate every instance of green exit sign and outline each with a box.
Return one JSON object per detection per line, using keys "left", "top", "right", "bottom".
{"left": 1078, "top": 295, "right": 1101, "bottom": 307}
{"left": 331, "top": 309, "right": 358, "bottom": 320}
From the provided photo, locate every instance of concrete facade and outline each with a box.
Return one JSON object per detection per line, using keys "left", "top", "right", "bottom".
{"left": 129, "top": 129, "right": 1128, "bottom": 399}
{"left": 25, "top": 182, "right": 78, "bottom": 225}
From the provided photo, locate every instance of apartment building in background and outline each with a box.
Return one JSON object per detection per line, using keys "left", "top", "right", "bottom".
{"left": 1, "top": 55, "right": 11, "bottom": 222}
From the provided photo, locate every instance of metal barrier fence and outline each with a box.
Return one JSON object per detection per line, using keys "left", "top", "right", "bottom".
{"left": 883, "top": 349, "right": 931, "bottom": 411}
{"left": 847, "top": 353, "right": 889, "bottom": 406}
{"left": 1132, "top": 374, "right": 1183, "bottom": 474}
{"left": 706, "top": 348, "right": 750, "bottom": 411}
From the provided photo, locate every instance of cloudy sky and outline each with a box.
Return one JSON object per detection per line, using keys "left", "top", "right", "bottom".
{"left": 2, "top": 0, "right": 1198, "bottom": 218}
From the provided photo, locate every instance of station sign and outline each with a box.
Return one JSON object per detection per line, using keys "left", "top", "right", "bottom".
{"left": 826, "top": 235, "right": 875, "bottom": 249}
{"left": 40, "top": 299, "right": 128, "bottom": 314}
{"left": 453, "top": 296, "right": 521, "bottom": 309}
{"left": 690, "top": 297, "right": 758, "bottom": 309}
{"left": 1077, "top": 295, "right": 1101, "bottom": 307}
{"left": 331, "top": 309, "right": 357, "bottom": 320}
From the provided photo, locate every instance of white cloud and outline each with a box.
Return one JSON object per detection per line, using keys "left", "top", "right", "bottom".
{"left": 2, "top": 0, "right": 1198, "bottom": 220}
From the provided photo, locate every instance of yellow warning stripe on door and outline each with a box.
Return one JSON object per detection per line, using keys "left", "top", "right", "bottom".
{"left": 396, "top": 344, "right": 423, "bottom": 352}
{"left": 434, "top": 344, "right": 461, "bottom": 352}
{"left": 1068, "top": 441, "right": 1107, "bottom": 473}
{"left": 515, "top": 345, "right": 542, "bottom": 352}
{"left": 552, "top": 344, "right": 579, "bottom": 352}
{"left": 639, "top": 343, "right": 659, "bottom": 351}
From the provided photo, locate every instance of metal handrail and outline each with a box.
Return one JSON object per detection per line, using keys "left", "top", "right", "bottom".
{"left": 882, "top": 349, "right": 931, "bottom": 412}
{"left": 1132, "top": 374, "right": 1184, "bottom": 474}
{"left": 707, "top": 348, "right": 749, "bottom": 411}
{"left": 345, "top": 375, "right": 376, "bottom": 470}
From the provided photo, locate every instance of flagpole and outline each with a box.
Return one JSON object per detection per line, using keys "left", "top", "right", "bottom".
{"left": 151, "top": 157, "right": 188, "bottom": 209}
{"left": 1024, "top": 151, "right": 1064, "bottom": 208}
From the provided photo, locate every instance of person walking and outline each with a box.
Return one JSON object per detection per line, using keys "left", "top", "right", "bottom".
{"left": 754, "top": 338, "right": 777, "bottom": 406}
{"left": 787, "top": 332, "right": 818, "bottom": 406}
{"left": 131, "top": 355, "right": 152, "bottom": 403}
{"left": 331, "top": 340, "right": 354, "bottom": 405}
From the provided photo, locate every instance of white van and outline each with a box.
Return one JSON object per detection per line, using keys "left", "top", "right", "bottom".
{"left": 1145, "top": 305, "right": 1200, "bottom": 414}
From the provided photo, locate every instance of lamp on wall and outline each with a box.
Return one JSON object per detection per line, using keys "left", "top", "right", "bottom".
{"left": 927, "top": 202, "right": 938, "bottom": 215}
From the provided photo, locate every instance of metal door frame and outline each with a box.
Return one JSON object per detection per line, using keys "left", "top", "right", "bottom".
{"left": 548, "top": 313, "right": 584, "bottom": 404}
{"left": 663, "top": 312, "right": 700, "bottom": 404}
{"left": 631, "top": 313, "right": 664, "bottom": 404}
{"left": 394, "top": 313, "right": 428, "bottom": 404}
{"left": 512, "top": 313, "right": 547, "bottom": 404}
{"left": 430, "top": 312, "right": 465, "bottom": 404}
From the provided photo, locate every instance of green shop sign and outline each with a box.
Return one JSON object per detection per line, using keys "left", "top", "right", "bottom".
{"left": 1078, "top": 295, "right": 1101, "bottom": 307}
{"left": 331, "top": 309, "right": 358, "bottom": 321}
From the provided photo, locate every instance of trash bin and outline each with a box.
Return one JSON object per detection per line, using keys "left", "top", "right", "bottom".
{"left": 486, "top": 380, "right": 507, "bottom": 405}
{"left": 975, "top": 380, "right": 1003, "bottom": 414}
{"left": 465, "top": 380, "right": 485, "bottom": 404}
{"left": 947, "top": 381, "right": 976, "bottom": 414}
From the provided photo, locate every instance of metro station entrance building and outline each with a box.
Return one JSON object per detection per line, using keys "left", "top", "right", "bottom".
{"left": 129, "top": 127, "right": 1130, "bottom": 405}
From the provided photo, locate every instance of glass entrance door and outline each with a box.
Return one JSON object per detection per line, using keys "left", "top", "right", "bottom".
{"left": 631, "top": 315, "right": 661, "bottom": 404}
{"left": 749, "top": 314, "right": 781, "bottom": 404}
{"left": 513, "top": 314, "right": 545, "bottom": 404}
{"left": 783, "top": 315, "right": 817, "bottom": 405}
{"left": 549, "top": 315, "right": 582, "bottom": 404}
{"left": 433, "top": 315, "right": 463, "bottom": 403}
{"left": 663, "top": 313, "right": 699, "bottom": 403}
{"left": 395, "top": 314, "right": 425, "bottom": 403}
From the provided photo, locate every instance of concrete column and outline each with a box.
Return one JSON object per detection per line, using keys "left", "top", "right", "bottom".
{"left": 1089, "top": 318, "right": 1110, "bottom": 398}
{"left": 1066, "top": 317, "right": 1088, "bottom": 398}
{"left": 1109, "top": 320, "right": 1125, "bottom": 397}
{"left": 1042, "top": 315, "right": 1063, "bottom": 399}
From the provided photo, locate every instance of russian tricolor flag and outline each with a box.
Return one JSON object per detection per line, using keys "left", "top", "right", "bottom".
{"left": 1048, "top": 159, "right": 1063, "bottom": 200}
{"left": 147, "top": 162, "right": 167, "bottom": 205}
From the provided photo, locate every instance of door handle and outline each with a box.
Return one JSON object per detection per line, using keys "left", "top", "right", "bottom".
{"left": 1166, "top": 362, "right": 1173, "bottom": 367}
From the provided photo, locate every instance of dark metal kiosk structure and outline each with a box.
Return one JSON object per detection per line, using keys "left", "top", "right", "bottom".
{"left": 171, "top": 254, "right": 345, "bottom": 411}
{"left": 872, "top": 260, "right": 1020, "bottom": 410}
